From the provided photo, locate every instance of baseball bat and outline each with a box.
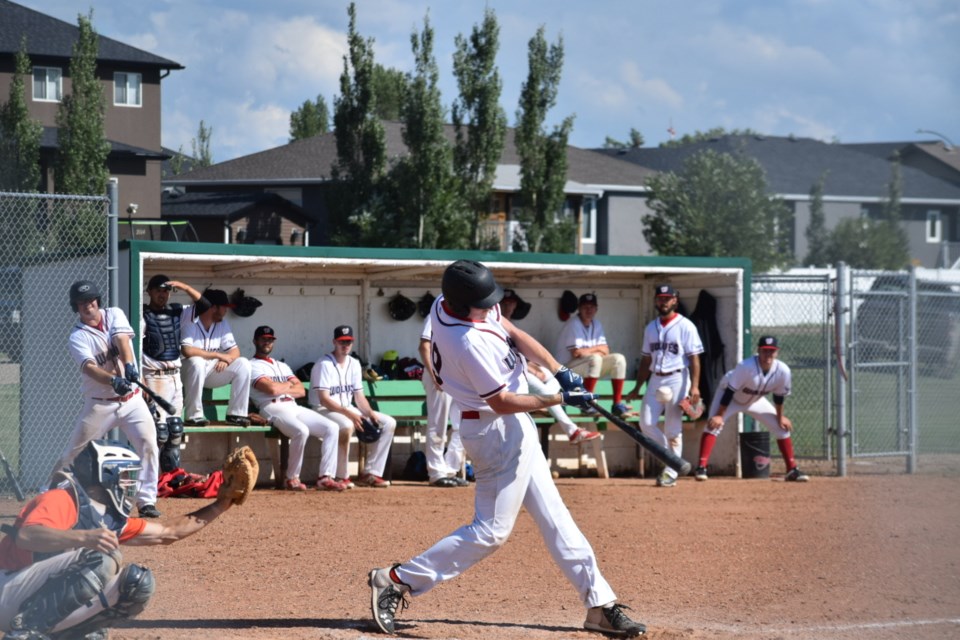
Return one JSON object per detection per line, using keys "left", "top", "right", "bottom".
{"left": 0, "top": 446, "right": 26, "bottom": 501}
{"left": 588, "top": 401, "right": 693, "bottom": 475}
{"left": 132, "top": 380, "right": 177, "bottom": 416}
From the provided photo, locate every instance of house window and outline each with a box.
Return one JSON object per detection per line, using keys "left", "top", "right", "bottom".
{"left": 32, "top": 67, "right": 62, "bottom": 102}
{"left": 926, "top": 210, "right": 942, "bottom": 243}
{"left": 581, "top": 196, "right": 597, "bottom": 244}
{"left": 114, "top": 72, "right": 142, "bottom": 107}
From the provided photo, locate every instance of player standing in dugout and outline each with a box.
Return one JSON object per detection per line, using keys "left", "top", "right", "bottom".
{"left": 368, "top": 260, "right": 646, "bottom": 638}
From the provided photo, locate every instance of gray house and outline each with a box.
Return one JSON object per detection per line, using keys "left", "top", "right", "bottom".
{"left": 597, "top": 135, "right": 960, "bottom": 268}
{"left": 162, "top": 122, "right": 655, "bottom": 254}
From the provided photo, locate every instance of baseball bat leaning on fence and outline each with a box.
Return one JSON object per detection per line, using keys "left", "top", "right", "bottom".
{"left": 132, "top": 380, "right": 177, "bottom": 416}
{"left": 587, "top": 401, "right": 693, "bottom": 475}
{"left": 0, "top": 446, "right": 26, "bottom": 501}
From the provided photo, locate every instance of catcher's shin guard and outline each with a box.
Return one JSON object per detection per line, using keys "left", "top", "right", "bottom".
{"left": 159, "top": 417, "right": 183, "bottom": 473}
{"left": 9, "top": 549, "right": 118, "bottom": 635}
{"left": 56, "top": 564, "right": 156, "bottom": 639}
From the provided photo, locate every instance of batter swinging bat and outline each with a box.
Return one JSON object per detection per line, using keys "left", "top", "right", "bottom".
{"left": 0, "top": 446, "right": 25, "bottom": 501}
{"left": 132, "top": 380, "right": 177, "bottom": 416}
{"left": 588, "top": 401, "right": 693, "bottom": 475}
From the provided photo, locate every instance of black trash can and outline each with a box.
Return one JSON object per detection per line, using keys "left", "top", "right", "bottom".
{"left": 739, "top": 431, "right": 771, "bottom": 479}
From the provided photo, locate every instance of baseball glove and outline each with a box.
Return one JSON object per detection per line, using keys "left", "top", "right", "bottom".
{"left": 247, "top": 412, "right": 269, "bottom": 426}
{"left": 218, "top": 445, "right": 258, "bottom": 505}
{"left": 678, "top": 397, "right": 705, "bottom": 420}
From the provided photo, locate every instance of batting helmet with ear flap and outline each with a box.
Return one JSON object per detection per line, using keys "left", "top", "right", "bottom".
{"left": 418, "top": 292, "right": 436, "bottom": 318}
{"left": 356, "top": 417, "right": 382, "bottom": 443}
{"left": 441, "top": 260, "right": 503, "bottom": 314}
{"left": 388, "top": 293, "right": 417, "bottom": 321}
{"left": 230, "top": 288, "right": 262, "bottom": 318}
{"left": 558, "top": 290, "right": 578, "bottom": 321}
{"left": 69, "top": 280, "right": 102, "bottom": 312}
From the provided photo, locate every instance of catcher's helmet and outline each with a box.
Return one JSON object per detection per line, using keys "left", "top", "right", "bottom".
{"left": 71, "top": 439, "right": 142, "bottom": 517}
{"left": 356, "top": 417, "right": 382, "bottom": 443}
{"left": 442, "top": 260, "right": 503, "bottom": 315}
{"left": 388, "top": 293, "right": 417, "bottom": 321}
{"left": 69, "top": 280, "right": 102, "bottom": 312}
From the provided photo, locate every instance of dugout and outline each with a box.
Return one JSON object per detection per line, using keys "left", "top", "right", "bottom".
{"left": 122, "top": 241, "right": 751, "bottom": 478}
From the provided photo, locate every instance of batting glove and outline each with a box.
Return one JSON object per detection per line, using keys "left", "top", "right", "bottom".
{"left": 124, "top": 362, "right": 140, "bottom": 383}
{"left": 111, "top": 376, "right": 133, "bottom": 396}
{"left": 554, "top": 366, "right": 583, "bottom": 392}
{"left": 561, "top": 389, "right": 597, "bottom": 407}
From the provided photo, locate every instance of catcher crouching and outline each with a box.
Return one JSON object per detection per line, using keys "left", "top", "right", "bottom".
{"left": 0, "top": 440, "right": 257, "bottom": 639}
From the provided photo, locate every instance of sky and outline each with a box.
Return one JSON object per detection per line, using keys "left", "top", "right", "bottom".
{"left": 20, "top": 0, "right": 960, "bottom": 164}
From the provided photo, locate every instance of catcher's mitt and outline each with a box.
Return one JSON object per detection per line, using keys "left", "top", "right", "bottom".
{"left": 218, "top": 445, "right": 258, "bottom": 505}
{"left": 678, "top": 397, "right": 705, "bottom": 420}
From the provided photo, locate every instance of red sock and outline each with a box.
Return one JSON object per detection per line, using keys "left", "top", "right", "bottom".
{"left": 777, "top": 437, "right": 797, "bottom": 470}
{"left": 612, "top": 379, "right": 625, "bottom": 403}
{"left": 698, "top": 432, "right": 717, "bottom": 467}
{"left": 390, "top": 567, "right": 403, "bottom": 585}
{"left": 584, "top": 377, "right": 598, "bottom": 392}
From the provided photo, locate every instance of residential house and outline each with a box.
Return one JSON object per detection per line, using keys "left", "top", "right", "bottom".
{"left": 0, "top": 0, "right": 182, "bottom": 235}
{"left": 163, "top": 122, "right": 655, "bottom": 254}
{"left": 597, "top": 135, "right": 960, "bottom": 268}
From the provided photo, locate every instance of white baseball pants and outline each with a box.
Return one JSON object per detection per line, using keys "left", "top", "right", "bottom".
{"left": 705, "top": 379, "right": 791, "bottom": 439}
{"left": 565, "top": 353, "right": 627, "bottom": 380}
{"left": 639, "top": 369, "right": 690, "bottom": 480}
{"left": 53, "top": 394, "right": 159, "bottom": 507}
{"left": 395, "top": 409, "right": 617, "bottom": 609}
{"left": 181, "top": 356, "right": 251, "bottom": 421}
{"left": 421, "top": 374, "right": 460, "bottom": 482}
{"left": 261, "top": 402, "right": 340, "bottom": 481}
{"left": 524, "top": 367, "right": 578, "bottom": 438}
{"left": 314, "top": 405, "right": 397, "bottom": 478}
{"left": 142, "top": 369, "right": 182, "bottom": 421}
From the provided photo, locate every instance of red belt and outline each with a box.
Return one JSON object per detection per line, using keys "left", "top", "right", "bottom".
{"left": 94, "top": 388, "right": 140, "bottom": 403}
{"left": 462, "top": 410, "right": 480, "bottom": 419}
{"left": 271, "top": 397, "right": 294, "bottom": 403}
{"left": 654, "top": 370, "right": 681, "bottom": 376}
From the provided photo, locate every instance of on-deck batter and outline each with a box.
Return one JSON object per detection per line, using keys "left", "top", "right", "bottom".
{"left": 626, "top": 284, "right": 704, "bottom": 488}
{"left": 368, "top": 260, "right": 646, "bottom": 638}
{"left": 52, "top": 280, "right": 160, "bottom": 518}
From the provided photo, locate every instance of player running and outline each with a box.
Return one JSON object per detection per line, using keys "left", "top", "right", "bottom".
{"left": 695, "top": 335, "right": 810, "bottom": 482}
{"left": 368, "top": 260, "right": 646, "bottom": 638}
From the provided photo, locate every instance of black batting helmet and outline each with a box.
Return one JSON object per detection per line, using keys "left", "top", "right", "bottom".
{"left": 356, "top": 417, "right": 382, "bottom": 443}
{"left": 69, "top": 280, "right": 102, "bottom": 312}
{"left": 441, "top": 260, "right": 503, "bottom": 315}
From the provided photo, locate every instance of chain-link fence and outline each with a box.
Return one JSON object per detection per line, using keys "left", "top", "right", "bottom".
{"left": 751, "top": 273, "right": 834, "bottom": 459}
{"left": 0, "top": 191, "right": 109, "bottom": 497}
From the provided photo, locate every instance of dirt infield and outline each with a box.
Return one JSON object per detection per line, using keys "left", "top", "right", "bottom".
{"left": 2, "top": 468, "right": 959, "bottom": 640}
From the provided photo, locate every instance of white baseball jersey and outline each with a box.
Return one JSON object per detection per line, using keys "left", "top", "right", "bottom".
{"left": 431, "top": 299, "right": 528, "bottom": 411}
{"left": 310, "top": 353, "right": 363, "bottom": 408}
{"left": 553, "top": 316, "right": 608, "bottom": 363}
{"left": 180, "top": 309, "right": 238, "bottom": 354}
{"left": 69, "top": 307, "right": 134, "bottom": 398}
{"left": 722, "top": 356, "right": 792, "bottom": 406}
{"left": 249, "top": 356, "right": 298, "bottom": 410}
{"left": 641, "top": 314, "right": 704, "bottom": 373}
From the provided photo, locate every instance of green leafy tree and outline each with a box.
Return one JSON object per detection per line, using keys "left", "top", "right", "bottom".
{"left": 514, "top": 26, "right": 575, "bottom": 253}
{"left": 389, "top": 14, "right": 466, "bottom": 249}
{"left": 54, "top": 11, "right": 110, "bottom": 251}
{"left": 661, "top": 127, "right": 761, "bottom": 148}
{"left": 0, "top": 40, "right": 42, "bottom": 192}
{"left": 289, "top": 94, "right": 330, "bottom": 141}
{"left": 55, "top": 11, "right": 110, "bottom": 196}
{"left": 191, "top": 120, "right": 213, "bottom": 168}
{"left": 451, "top": 8, "right": 507, "bottom": 249}
{"left": 165, "top": 145, "right": 188, "bottom": 177}
{"left": 643, "top": 149, "right": 793, "bottom": 271}
{"left": 371, "top": 65, "right": 408, "bottom": 121}
{"left": 602, "top": 128, "right": 644, "bottom": 149}
{"left": 329, "top": 2, "right": 387, "bottom": 246}
{"left": 823, "top": 156, "right": 908, "bottom": 269}
{"left": 804, "top": 172, "right": 829, "bottom": 267}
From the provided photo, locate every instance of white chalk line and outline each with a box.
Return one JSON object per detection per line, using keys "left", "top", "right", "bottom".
{"left": 691, "top": 616, "right": 960, "bottom": 635}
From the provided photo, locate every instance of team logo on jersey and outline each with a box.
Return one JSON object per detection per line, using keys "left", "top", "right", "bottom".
{"left": 650, "top": 341, "right": 680, "bottom": 355}
{"left": 503, "top": 350, "right": 518, "bottom": 371}
{"left": 95, "top": 344, "right": 120, "bottom": 368}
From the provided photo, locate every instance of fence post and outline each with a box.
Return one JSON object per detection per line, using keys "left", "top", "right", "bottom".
{"left": 907, "top": 266, "right": 918, "bottom": 473}
{"left": 835, "top": 262, "right": 848, "bottom": 477}
{"left": 107, "top": 178, "right": 119, "bottom": 308}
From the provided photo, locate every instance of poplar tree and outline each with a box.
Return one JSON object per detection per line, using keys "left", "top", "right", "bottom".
{"left": 289, "top": 95, "right": 330, "bottom": 141}
{"left": 0, "top": 40, "right": 42, "bottom": 192}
